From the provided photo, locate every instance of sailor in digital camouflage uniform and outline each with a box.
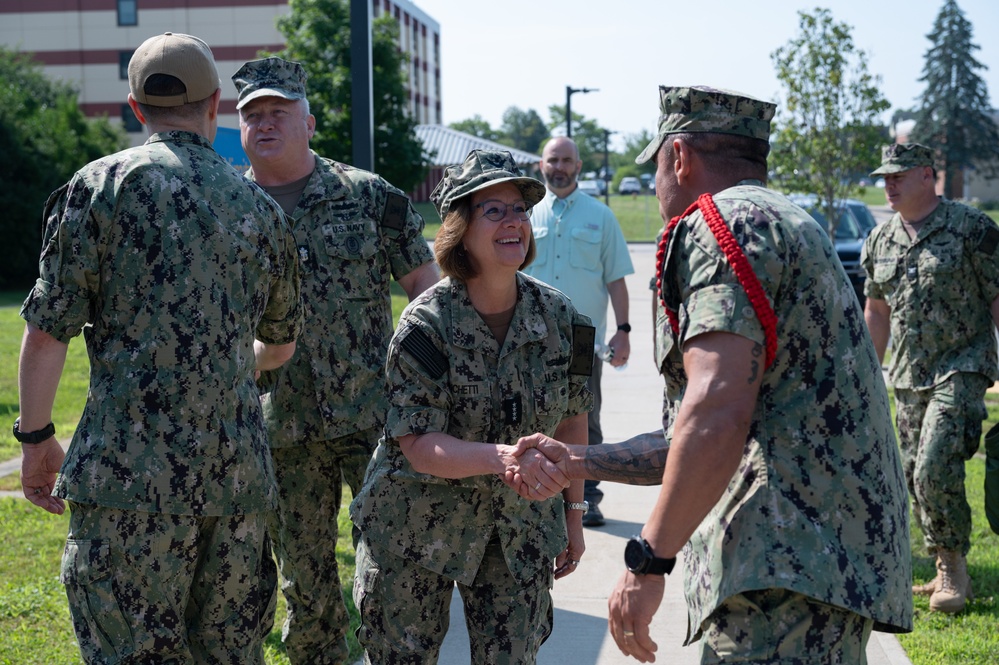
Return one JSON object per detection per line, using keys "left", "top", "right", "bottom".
{"left": 862, "top": 142, "right": 999, "bottom": 614}
{"left": 350, "top": 149, "right": 592, "bottom": 664}
{"left": 232, "top": 57, "right": 439, "bottom": 662}
{"left": 514, "top": 86, "right": 913, "bottom": 664}
{"left": 16, "top": 33, "right": 302, "bottom": 664}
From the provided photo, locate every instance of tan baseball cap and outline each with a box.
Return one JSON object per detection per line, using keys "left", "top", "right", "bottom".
{"left": 128, "top": 32, "right": 220, "bottom": 107}
{"left": 635, "top": 85, "right": 776, "bottom": 164}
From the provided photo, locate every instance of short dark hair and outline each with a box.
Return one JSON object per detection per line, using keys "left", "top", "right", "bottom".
{"left": 434, "top": 194, "right": 536, "bottom": 281}
{"left": 672, "top": 131, "right": 770, "bottom": 181}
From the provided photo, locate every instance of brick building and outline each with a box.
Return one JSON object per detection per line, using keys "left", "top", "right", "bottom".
{"left": 0, "top": 0, "right": 441, "bottom": 145}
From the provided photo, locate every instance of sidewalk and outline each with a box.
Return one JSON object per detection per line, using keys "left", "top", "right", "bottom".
{"left": 437, "top": 243, "right": 912, "bottom": 664}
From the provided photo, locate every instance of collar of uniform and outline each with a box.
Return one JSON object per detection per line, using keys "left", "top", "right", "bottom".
{"left": 888, "top": 199, "right": 947, "bottom": 247}
{"left": 146, "top": 130, "right": 214, "bottom": 151}
{"left": 295, "top": 151, "right": 347, "bottom": 208}
{"left": 447, "top": 274, "right": 549, "bottom": 353}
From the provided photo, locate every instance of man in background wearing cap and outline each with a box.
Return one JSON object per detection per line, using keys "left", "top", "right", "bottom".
{"left": 862, "top": 142, "right": 999, "bottom": 614}
{"left": 232, "top": 56, "right": 439, "bottom": 663}
{"left": 523, "top": 136, "right": 633, "bottom": 528}
{"left": 512, "top": 85, "right": 912, "bottom": 662}
{"left": 16, "top": 33, "right": 302, "bottom": 663}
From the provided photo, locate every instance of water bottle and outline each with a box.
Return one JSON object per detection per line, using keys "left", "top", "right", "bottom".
{"left": 594, "top": 342, "right": 614, "bottom": 362}
{"left": 595, "top": 343, "right": 627, "bottom": 370}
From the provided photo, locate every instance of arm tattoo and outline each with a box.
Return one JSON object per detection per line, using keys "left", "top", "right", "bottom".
{"left": 581, "top": 430, "right": 669, "bottom": 485}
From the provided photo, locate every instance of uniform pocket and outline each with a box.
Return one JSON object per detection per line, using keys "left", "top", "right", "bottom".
{"left": 60, "top": 539, "right": 133, "bottom": 662}
{"left": 319, "top": 220, "right": 383, "bottom": 299}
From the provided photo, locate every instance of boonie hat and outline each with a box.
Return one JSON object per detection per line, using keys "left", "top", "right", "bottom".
{"left": 636, "top": 85, "right": 776, "bottom": 164}
{"left": 870, "top": 143, "right": 935, "bottom": 176}
{"left": 128, "top": 32, "right": 220, "bottom": 107}
{"left": 233, "top": 57, "right": 308, "bottom": 110}
{"left": 431, "top": 150, "right": 547, "bottom": 220}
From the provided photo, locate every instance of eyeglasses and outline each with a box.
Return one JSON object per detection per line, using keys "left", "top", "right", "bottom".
{"left": 475, "top": 200, "right": 532, "bottom": 222}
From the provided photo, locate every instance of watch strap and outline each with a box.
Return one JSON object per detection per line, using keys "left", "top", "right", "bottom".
{"left": 13, "top": 418, "right": 56, "bottom": 444}
{"left": 616, "top": 322, "right": 632, "bottom": 333}
{"left": 564, "top": 501, "right": 589, "bottom": 512}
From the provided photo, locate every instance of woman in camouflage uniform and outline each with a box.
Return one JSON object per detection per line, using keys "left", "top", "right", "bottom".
{"left": 350, "top": 150, "right": 592, "bottom": 663}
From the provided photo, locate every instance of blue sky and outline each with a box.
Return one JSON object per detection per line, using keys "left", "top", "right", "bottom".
{"left": 414, "top": 0, "right": 999, "bottom": 151}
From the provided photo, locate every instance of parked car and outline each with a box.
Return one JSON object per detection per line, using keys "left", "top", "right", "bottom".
{"left": 618, "top": 176, "right": 642, "bottom": 195}
{"left": 842, "top": 198, "right": 878, "bottom": 233}
{"left": 577, "top": 179, "right": 602, "bottom": 197}
{"left": 792, "top": 197, "right": 870, "bottom": 305}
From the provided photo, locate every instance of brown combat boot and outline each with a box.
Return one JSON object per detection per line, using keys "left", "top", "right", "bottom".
{"left": 929, "top": 550, "right": 973, "bottom": 613}
{"left": 912, "top": 574, "right": 938, "bottom": 596}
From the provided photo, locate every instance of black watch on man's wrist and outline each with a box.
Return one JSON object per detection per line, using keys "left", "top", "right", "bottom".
{"left": 12, "top": 418, "right": 56, "bottom": 444}
{"left": 616, "top": 323, "right": 631, "bottom": 333}
{"left": 624, "top": 536, "right": 675, "bottom": 576}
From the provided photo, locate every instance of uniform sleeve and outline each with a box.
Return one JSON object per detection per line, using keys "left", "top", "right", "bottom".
{"left": 381, "top": 180, "right": 436, "bottom": 280}
{"left": 20, "top": 178, "right": 98, "bottom": 343}
{"left": 600, "top": 206, "right": 635, "bottom": 285}
{"left": 967, "top": 212, "right": 999, "bottom": 306}
{"left": 383, "top": 313, "right": 451, "bottom": 439}
{"left": 673, "top": 204, "right": 779, "bottom": 349}
{"left": 861, "top": 233, "right": 886, "bottom": 301}
{"left": 256, "top": 209, "right": 304, "bottom": 345}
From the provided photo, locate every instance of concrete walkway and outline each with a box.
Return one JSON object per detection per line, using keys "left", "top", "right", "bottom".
{"left": 437, "top": 242, "right": 913, "bottom": 665}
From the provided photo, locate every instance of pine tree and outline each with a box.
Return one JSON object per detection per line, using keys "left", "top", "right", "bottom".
{"left": 912, "top": 0, "right": 999, "bottom": 199}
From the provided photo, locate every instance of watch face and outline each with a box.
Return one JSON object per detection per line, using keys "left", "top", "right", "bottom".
{"left": 624, "top": 538, "right": 647, "bottom": 572}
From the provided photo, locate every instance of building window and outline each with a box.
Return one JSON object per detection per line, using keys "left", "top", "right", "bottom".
{"left": 118, "top": 0, "right": 138, "bottom": 27}
{"left": 122, "top": 104, "right": 142, "bottom": 133}
{"left": 118, "top": 51, "right": 132, "bottom": 80}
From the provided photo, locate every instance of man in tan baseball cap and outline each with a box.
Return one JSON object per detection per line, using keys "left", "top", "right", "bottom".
{"left": 19, "top": 30, "right": 302, "bottom": 664}
{"left": 127, "top": 32, "right": 222, "bottom": 139}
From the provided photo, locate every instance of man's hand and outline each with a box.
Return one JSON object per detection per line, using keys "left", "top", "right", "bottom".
{"left": 608, "top": 570, "right": 664, "bottom": 662}
{"left": 502, "top": 434, "right": 571, "bottom": 500}
{"left": 21, "top": 437, "right": 66, "bottom": 515}
{"left": 498, "top": 440, "right": 568, "bottom": 500}
{"left": 607, "top": 329, "right": 631, "bottom": 368}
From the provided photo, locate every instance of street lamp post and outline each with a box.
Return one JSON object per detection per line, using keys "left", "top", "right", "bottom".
{"left": 565, "top": 85, "right": 597, "bottom": 138}
{"left": 603, "top": 129, "right": 615, "bottom": 207}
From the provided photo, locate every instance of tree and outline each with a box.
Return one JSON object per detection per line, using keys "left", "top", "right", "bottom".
{"left": 0, "top": 48, "right": 126, "bottom": 288}
{"left": 911, "top": 0, "right": 999, "bottom": 199}
{"left": 274, "top": 0, "right": 429, "bottom": 192}
{"left": 546, "top": 105, "right": 610, "bottom": 175}
{"left": 770, "top": 8, "right": 889, "bottom": 236}
{"left": 448, "top": 115, "right": 500, "bottom": 142}
{"left": 499, "top": 107, "right": 548, "bottom": 155}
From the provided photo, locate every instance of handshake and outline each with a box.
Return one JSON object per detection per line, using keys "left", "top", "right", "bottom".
{"left": 500, "top": 433, "right": 583, "bottom": 501}
{"left": 498, "top": 429, "right": 669, "bottom": 497}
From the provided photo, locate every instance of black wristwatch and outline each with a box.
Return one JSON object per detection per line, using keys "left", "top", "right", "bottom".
{"left": 13, "top": 417, "right": 56, "bottom": 444}
{"left": 624, "top": 536, "right": 675, "bottom": 576}
{"left": 616, "top": 323, "right": 632, "bottom": 333}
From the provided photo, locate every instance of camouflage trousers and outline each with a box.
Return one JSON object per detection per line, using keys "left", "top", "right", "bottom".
{"left": 353, "top": 534, "right": 554, "bottom": 664}
{"left": 61, "top": 502, "right": 274, "bottom": 665}
{"left": 267, "top": 429, "right": 377, "bottom": 665}
{"left": 895, "top": 372, "right": 989, "bottom": 556}
{"left": 699, "top": 588, "right": 873, "bottom": 664}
